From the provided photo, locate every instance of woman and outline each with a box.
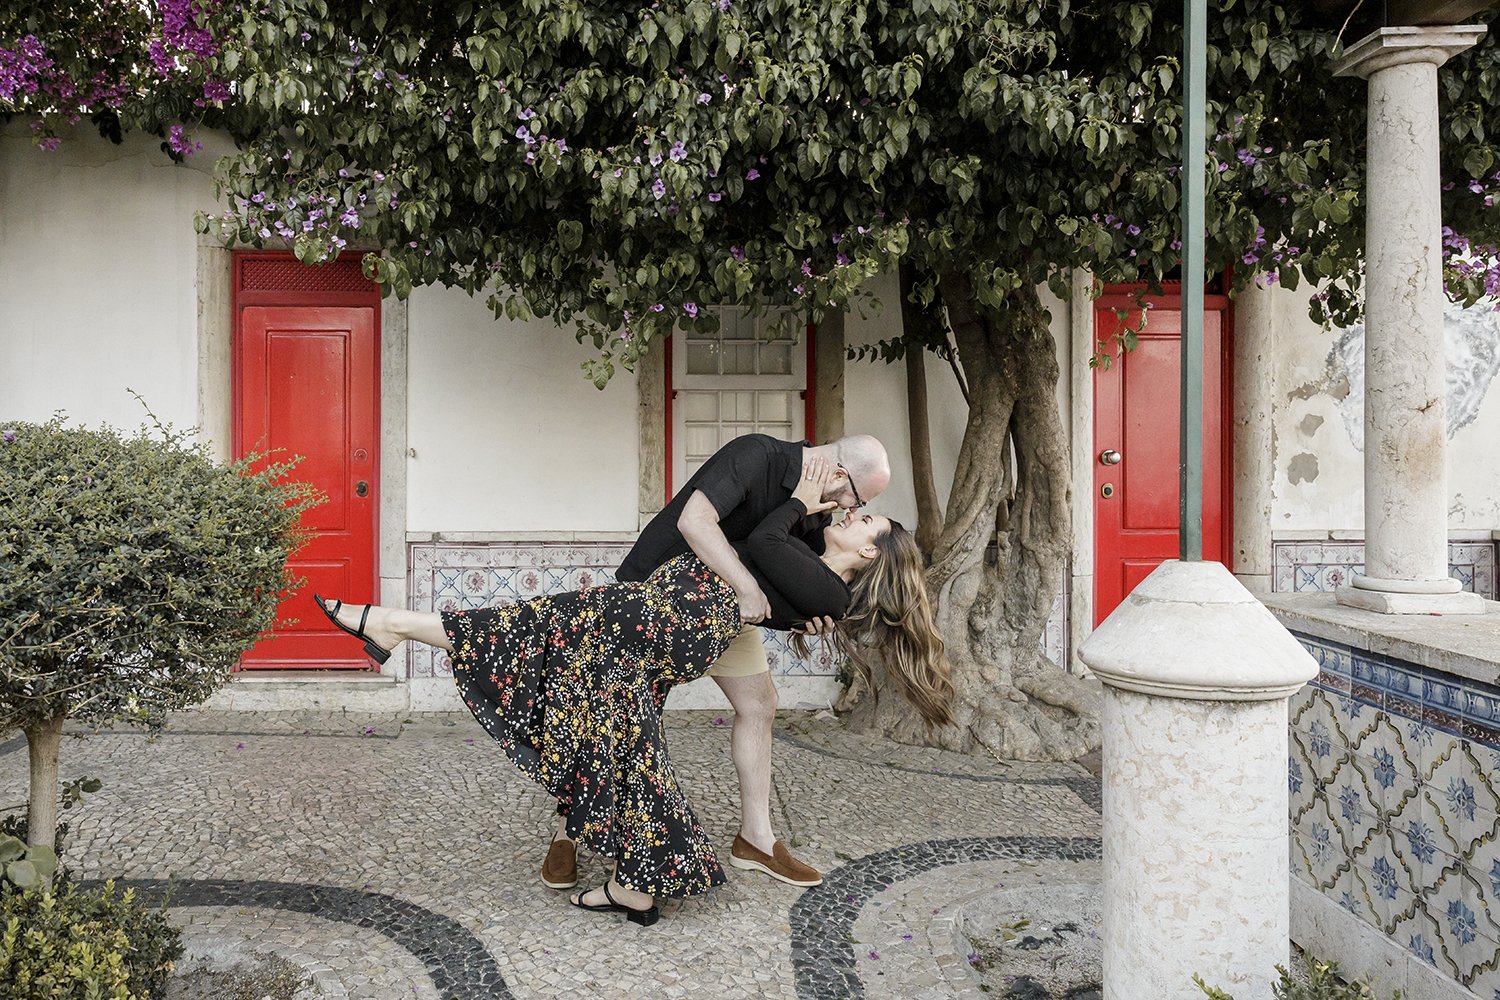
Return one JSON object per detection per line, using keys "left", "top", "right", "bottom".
{"left": 315, "top": 459, "right": 950, "bottom": 925}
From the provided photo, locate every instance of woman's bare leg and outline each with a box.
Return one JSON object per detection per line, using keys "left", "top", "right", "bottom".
{"left": 319, "top": 599, "right": 452, "bottom": 652}
{"left": 571, "top": 874, "right": 652, "bottom": 913}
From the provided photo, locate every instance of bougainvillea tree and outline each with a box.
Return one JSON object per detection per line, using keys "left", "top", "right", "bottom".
{"left": 5, "top": 1, "right": 1499, "bottom": 758}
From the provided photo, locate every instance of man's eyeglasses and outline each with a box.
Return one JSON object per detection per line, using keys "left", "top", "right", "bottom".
{"left": 837, "top": 463, "right": 865, "bottom": 510}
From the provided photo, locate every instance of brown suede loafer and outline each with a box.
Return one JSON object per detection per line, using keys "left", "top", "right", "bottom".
{"left": 541, "top": 838, "right": 578, "bottom": 889}
{"left": 728, "top": 835, "right": 823, "bottom": 887}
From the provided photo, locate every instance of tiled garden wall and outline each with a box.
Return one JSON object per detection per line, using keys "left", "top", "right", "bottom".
{"left": 1290, "top": 631, "right": 1500, "bottom": 996}
{"left": 1273, "top": 540, "right": 1497, "bottom": 598}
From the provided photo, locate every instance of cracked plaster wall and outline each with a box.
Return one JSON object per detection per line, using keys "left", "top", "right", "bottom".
{"left": 1272, "top": 285, "right": 1500, "bottom": 533}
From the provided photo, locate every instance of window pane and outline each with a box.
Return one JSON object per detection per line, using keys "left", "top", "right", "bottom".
{"left": 721, "top": 311, "right": 755, "bottom": 340}
{"left": 757, "top": 391, "right": 790, "bottom": 422}
{"left": 726, "top": 342, "right": 757, "bottom": 374}
{"left": 722, "top": 425, "right": 755, "bottom": 445}
{"left": 681, "top": 392, "right": 718, "bottom": 421}
{"left": 760, "top": 342, "right": 793, "bottom": 375}
{"left": 729, "top": 391, "right": 755, "bottom": 421}
{"left": 686, "top": 425, "right": 718, "bottom": 457}
{"left": 760, "top": 422, "right": 792, "bottom": 440}
{"left": 686, "top": 341, "right": 718, "bottom": 375}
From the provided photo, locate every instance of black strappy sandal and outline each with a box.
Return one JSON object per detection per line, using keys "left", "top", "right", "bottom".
{"left": 569, "top": 882, "right": 660, "bottom": 926}
{"left": 313, "top": 594, "right": 392, "bottom": 665}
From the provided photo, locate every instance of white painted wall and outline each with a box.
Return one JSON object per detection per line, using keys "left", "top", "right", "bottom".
{"left": 0, "top": 125, "right": 226, "bottom": 432}
{"left": 1268, "top": 286, "right": 1500, "bottom": 533}
{"left": 405, "top": 287, "right": 640, "bottom": 532}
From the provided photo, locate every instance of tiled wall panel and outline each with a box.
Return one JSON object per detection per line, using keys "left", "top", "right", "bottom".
{"left": 1273, "top": 541, "right": 1496, "bottom": 599}
{"left": 1290, "top": 632, "right": 1500, "bottom": 994}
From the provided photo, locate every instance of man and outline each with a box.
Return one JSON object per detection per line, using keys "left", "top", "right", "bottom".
{"left": 541, "top": 433, "right": 892, "bottom": 889}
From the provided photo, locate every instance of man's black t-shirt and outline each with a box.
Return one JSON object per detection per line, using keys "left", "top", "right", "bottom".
{"left": 617, "top": 435, "right": 829, "bottom": 583}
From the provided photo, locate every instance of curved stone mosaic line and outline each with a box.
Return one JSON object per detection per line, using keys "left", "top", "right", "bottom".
{"left": 774, "top": 729, "right": 1102, "bottom": 812}
{"left": 80, "top": 878, "right": 512, "bottom": 1000}
{"left": 789, "top": 835, "right": 1102, "bottom": 1000}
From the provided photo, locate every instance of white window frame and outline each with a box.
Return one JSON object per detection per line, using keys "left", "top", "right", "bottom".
{"left": 671, "top": 308, "right": 808, "bottom": 488}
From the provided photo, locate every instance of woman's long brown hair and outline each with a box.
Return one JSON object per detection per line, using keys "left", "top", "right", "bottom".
{"left": 808, "top": 521, "right": 953, "bottom": 729}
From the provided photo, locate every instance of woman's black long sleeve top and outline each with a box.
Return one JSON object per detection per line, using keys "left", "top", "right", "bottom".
{"left": 731, "top": 499, "right": 851, "bottom": 630}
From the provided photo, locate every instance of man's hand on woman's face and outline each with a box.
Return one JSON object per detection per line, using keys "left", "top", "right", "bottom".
{"left": 792, "top": 456, "right": 840, "bottom": 514}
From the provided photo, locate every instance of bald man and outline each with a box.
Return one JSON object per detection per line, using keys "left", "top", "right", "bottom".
{"left": 540, "top": 434, "right": 892, "bottom": 891}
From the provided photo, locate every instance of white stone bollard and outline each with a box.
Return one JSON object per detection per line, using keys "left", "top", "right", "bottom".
{"left": 1079, "top": 561, "right": 1317, "bottom": 1000}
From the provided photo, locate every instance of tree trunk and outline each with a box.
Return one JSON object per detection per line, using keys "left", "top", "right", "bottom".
{"left": 845, "top": 276, "right": 1100, "bottom": 761}
{"left": 899, "top": 261, "right": 946, "bottom": 558}
{"left": 25, "top": 715, "right": 64, "bottom": 851}
{"left": 905, "top": 349, "right": 944, "bottom": 558}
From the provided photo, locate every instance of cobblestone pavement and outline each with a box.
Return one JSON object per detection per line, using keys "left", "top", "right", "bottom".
{"left": 0, "top": 710, "right": 1101, "bottom": 999}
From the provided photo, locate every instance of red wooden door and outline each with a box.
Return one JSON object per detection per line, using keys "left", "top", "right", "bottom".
{"left": 235, "top": 300, "right": 380, "bottom": 669}
{"left": 1093, "top": 289, "right": 1232, "bottom": 625}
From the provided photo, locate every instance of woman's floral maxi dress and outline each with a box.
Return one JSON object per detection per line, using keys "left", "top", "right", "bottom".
{"left": 443, "top": 554, "right": 742, "bottom": 898}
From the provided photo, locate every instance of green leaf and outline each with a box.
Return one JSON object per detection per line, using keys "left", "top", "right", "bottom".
{"left": 0, "top": 835, "right": 23, "bottom": 863}
{"left": 4, "top": 860, "right": 38, "bottom": 890}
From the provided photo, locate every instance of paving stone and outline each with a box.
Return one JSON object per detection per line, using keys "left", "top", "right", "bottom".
{"left": 0, "top": 709, "right": 1101, "bottom": 999}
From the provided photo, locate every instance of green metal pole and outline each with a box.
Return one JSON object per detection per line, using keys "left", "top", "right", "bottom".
{"left": 1179, "top": 0, "right": 1207, "bottom": 562}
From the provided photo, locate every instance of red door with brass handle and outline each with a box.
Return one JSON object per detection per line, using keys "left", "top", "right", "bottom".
{"left": 1093, "top": 287, "right": 1233, "bottom": 626}
{"left": 233, "top": 254, "right": 381, "bottom": 669}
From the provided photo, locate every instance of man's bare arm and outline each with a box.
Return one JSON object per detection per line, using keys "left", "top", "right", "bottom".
{"left": 678, "top": 491, "right": 772, "bottom": 623}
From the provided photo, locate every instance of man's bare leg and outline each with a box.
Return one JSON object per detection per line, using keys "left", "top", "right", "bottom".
{"left": 714, "top": 671, "right": 779, "bottom": 852}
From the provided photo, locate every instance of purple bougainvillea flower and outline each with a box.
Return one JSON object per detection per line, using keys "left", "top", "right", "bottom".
{"left": 669, "top": 141, "right": 687, "bottom": 161}
{"left": 1, "top": 429, "right": 15, "bottom": 444}
{"left": 518, "top": 107, "right": 536, "bottom": 120}
{"left": 745, "top": 168, "right": 760, "bottom": 180}
{"left": 697, "top": 92, "right": 712, "bottom": 105}
{"left": 901, "top": 933, "right": 913, "bottom": 941}
{"left": 868, "top": 951, "right": 879, "bottom": 961}
{"left": 652, "top": 178, "right": 666, "bottom": 199}
{"left": 683, "top": 302, "right": 699, "bottom": 317}
{"left": 730, "top": 245, "right": 744, "bottom": 261}
{"left": 649, "top": 152, "right": 663, "bottom": 167}
{"left": 650, "top": 303, "right": 665, "bottom": 312}
{"left": 708, "top": 192, "right": 722, "bottom": 202}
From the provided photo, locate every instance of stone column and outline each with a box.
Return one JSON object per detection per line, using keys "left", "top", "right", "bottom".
{"left": 1079, "top": 561, "right": 1317, "bottom": 1000}
{"left": 1231, "top": 277, "right": 1275, "bottom": 594}
{"left": 1332, "top": 26, "right": 1487, "bottom": 615}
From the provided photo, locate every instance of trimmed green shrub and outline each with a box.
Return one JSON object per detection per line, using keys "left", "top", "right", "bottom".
{"left": 0, "top": 881, "right": 183, "bottom": 1000}
{"left": 0, "top": 414, "right": 318, "bottom": 856}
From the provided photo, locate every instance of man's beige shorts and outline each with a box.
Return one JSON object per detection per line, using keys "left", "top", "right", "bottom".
{"left": 707, "top": 626, "right": 769, "bottom": 677}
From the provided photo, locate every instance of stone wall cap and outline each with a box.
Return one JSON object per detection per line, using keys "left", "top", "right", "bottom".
{"left": 1079, "top": 561, "right": 1318, "bottom": 701}
{"left": 1333, "top": 24, "right": 1487, "bottom": 77}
